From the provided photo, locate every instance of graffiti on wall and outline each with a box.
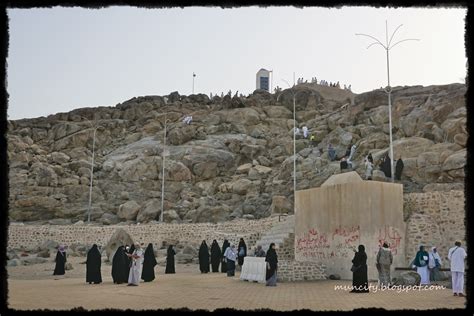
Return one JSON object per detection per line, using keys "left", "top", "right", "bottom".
{"left": 377, "top": 225, "right": 402, "bottom": 255}
{"left": 296, "top": 225, "right": 360, "bottom": 259}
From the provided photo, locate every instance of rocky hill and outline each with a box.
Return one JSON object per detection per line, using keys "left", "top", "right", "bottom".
{"left": 8, "top": 83, "right": 466, "bottom": 224}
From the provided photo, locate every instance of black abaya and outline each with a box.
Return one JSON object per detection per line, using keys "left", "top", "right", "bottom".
{"left": 112, "top": 246, "right": 129, "bottom": 284}
{"left": 381, "top": 155, "right": 392, "bottom": 178}
{"left": 165, "top": 246, "right": 176, "bottom": 274}
{"left": 351, "top": 245, "right": 369, "bottom": 293}
{"left": 198, "top": 241, "right": 210, "bottom": 273}
{"left": 86, "top": 244, "right": 102, "bottom": 284}
{"left": 53, "top": 251, "right": 66, "bottom": 275}
{"left": 265, "top": 247, "right": 278, "bottom": 281}
{"left": 141, "top": 243, "right": 157, "bottom": 282}
{"left": 395, "top": 158, "right": 404, "bottom": 180}
{"left": 221, "top": 240, "right": 229, "bottom": 273}
{"left": 210, "top": 240, "right": 221, "bottom": 273}
{"left": 237, "top": 239, "right": 247, "bottom": 266}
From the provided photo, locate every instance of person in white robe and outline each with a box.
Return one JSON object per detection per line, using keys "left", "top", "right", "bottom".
{"left": 302, "top": 126, "right": 308, "bottom": 139}
{"left": 127, "top": 242, "right": 144, "bottom": 286}
{"left": 428, "top": 246, "right": 443, "bottom": 283}
{"left": 448, "top": 240, "right": 467, "bottom": 297}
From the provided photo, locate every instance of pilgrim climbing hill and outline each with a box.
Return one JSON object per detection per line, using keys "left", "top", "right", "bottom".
{"left": 8, "top": 83, "right": 466, "bottom": 224}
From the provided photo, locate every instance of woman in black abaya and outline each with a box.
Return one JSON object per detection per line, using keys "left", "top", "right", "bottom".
{"left": 53, "top": 245, "right": 67, "bottom": 276}
{"left": 198, "top": 240, "right": 210, "bottom": 273}
{"left": 221, "top": 239, "right": 230, "bottom": 273}
{"left": 351, "top": 244, "right": 369, "bottom": 293}
{"left": 141, "top": 243, "right": 157, "bottom": 282}
{"left": 112, "top": 246, "right": 129, "bottom": 284}
{"left": 210, "top": 240, "right": 221, "bottom": 273}
{"left": 237, "top": 238, "right": 247, "bottom": 267}
{"left": 86, "top": 244, "right": 102, "bottom": 284}
{"left": 265, "top": 243, "right": 278, "bottom": 286}
{"left": 165, "top": 245, "right": 176, "bottom": 274}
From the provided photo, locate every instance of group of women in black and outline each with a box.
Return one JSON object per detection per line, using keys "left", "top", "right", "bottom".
{"left": 110, "top": 243, "right": 176, "bottom": 284}
{"left": 198, "top": 238, "right": 248, "bottom": 273}
{"left": 197, "top": 238, "right": 279, "bottom": 286}
{"left": 51, "top": 243, "right": 177, "bottom": 284}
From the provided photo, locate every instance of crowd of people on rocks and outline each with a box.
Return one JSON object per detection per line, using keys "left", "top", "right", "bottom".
{"left": 349, "top": 240, "right": 466, "bottom": 295}
{"left": 52, "top": 237, "right": 279, "bottom": 287}
{"left": 295, "top": 77, "right": 351, "bottom": 91}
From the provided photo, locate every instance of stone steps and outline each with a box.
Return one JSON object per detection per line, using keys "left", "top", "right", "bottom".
{"left": 253, "top": 215, "right": 295, "bottom": 251}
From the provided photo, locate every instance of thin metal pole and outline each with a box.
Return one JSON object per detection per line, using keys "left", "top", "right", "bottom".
{"left": 355, "top": 21, "right": 419, "bottom": 183}
{"left": 192, "top": 73, "right": 195, "bottom": 94}
{"left": 160, "top": 117, "right": 167, "bottom": 222}
{"left": 87, "top": 127, "right": 96, "bottom": 223}
{"left": 293, "top": 94, "right": 296, "bottom": 200}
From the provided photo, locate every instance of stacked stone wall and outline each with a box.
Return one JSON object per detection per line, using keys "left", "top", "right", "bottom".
{"left": 404, "top": 190, "right": 465, "bottom": 266}
{"left": 8, "top": 216, "right": 278, "bottom": 251}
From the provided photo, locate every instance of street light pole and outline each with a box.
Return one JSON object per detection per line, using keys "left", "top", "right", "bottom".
{"left": 356, "top": 21, "right": 419, "bottom": 182}
{"left": 281, "top": 79, "right": 301, "bottom": 205}
{"left": 81, "top": 117, "right": 102, "bottom": 223}
{"left": 192, "top": 72, "right": 196, "bottom": 94}
{"left": 160, "top": 115, "right": 170, "bottom": 222}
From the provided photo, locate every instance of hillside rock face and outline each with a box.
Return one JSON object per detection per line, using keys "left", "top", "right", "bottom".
{"left": 8, "top": 83, "right": 466, "bottom": 223}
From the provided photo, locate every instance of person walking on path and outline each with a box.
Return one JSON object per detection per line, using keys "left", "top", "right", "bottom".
{"left": 210, "top": 240, "right": 221, "bottom": 273}
{"left": 165, "top": 245, "right": 176, "bottom": 274}
{"left": 414, "top": 245, "right": 430, "bottom": 285}
{"left": 224, "top": 244, "right": 237, "bottom": 277}
{"left": 221, "top": 239, "right": 230, "bottom": 273}
{"left": 141, "top": 243, "right": 157, "bottom": 282}
{"left": 350, "top": 245, "right": 369, "bottom": 293}
{"left": 86, "top": 244, "right": 102, "bottom": 284}
{"left": 448, "top": 240, "right": 467, "bottom": 297}
{"left": 53, "top": 245, "right": 67, "bottom": 278}
{"left": 198, "top": 240, "right": 210, "bottom": 273}
{"left": 265, "top": 243, "right": 278, "bottom": 286}
{"left": 428, "top": 246, "right": 443, "bottom": 283}
{"left": 376, "top": 242, "right": 393, "bottom": 287}
{"left": 127, "top": 242, "right": 144, "bottom": 286}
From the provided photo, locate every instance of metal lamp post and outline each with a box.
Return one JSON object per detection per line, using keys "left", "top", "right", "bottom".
{"left": 356, "top": 21, "right": 419, "bottom": 182}
{"left": 160, "top": 115, "right": 171, "bottom": 222}
{"left": 279, "top": 79, "right": 304, "bottom": 203}
{"left": 81, "top": 117, "right": 102, "bottom": 223}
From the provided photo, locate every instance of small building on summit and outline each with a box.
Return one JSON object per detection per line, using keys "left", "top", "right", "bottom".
{"left": 256, "top": 68, "right": 270, "bottom": 92}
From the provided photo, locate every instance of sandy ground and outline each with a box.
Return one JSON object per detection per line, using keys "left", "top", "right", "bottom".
{"left": 7, "top": 257, "right": 465, "bottom": 311}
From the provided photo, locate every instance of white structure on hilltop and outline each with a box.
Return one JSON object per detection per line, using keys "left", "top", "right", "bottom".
{"left": 256, "top": 68, "right": 271, "bottom": 92}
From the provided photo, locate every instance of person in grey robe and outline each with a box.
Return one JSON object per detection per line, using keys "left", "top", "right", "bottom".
{"left": 376, "top": 242, "right": 393, "bottom": 287}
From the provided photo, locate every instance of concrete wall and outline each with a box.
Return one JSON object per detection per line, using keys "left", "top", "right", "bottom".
{"left": 295, "top": 180, "right": 405, "bottom": 280}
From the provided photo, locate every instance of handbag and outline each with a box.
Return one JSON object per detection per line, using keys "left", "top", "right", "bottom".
{"left": 351, "top": 265, "right": 361, "bottom": 272}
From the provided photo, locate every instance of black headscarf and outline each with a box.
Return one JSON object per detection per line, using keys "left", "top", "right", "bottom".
{"left": 237, "top": 238, "right": 247, "bottom": 266}
{"left": 112, "top": 246, "right": 129, "bottom": 284}
{"left": 210, "top": 240, "right": 221, "bottom": 272}
{"left": 86, "top": 244, "right": 102, "bottom": 284}
{"left": 165, "top": 245, "right": 176, "bottom": 274}
{"left": 141, "top": 243, "right": 157, "bottom": 282}
{"left": 367, "top": 153, "right": 374, "bottom": 164}
{"left": 352, "top": 245, "right": 367, "bottom": 267}
{"left": 221, "top": 239, "right": 230, "bottom": 273}
{"left": 198, "top": 240, "right": 210, "bottom": 273}
{"left": 265, "top": 243, "right": 278, "bottom": 280}
{"left": 351, "top": 244, "right": 369, "bottom": 292}
{"left": 53, "top": 248, "right": 67, "bottom": 276}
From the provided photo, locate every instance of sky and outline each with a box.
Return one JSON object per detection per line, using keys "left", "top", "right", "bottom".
{"left": 7, "top": 6, "right": 467, "bottom": 120}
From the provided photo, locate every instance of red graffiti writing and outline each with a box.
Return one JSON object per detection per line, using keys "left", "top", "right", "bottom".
{"left": 297, "top": 226, "right": 360, "bottom": 259}
{"left": 377, "top": 226, "right": 402, "bottom": 255}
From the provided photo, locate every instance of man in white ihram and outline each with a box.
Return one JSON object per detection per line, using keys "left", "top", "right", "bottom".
{"left": 448, "top": 240, "right": 467, "bottom": 297}
{"left": 127, "top": 242, "right": 144, "bottom": 286}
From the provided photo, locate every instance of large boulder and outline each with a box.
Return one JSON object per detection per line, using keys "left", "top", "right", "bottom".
{"left": 117, "top": 200, "right": 141, "bottom": 220}
{"left": 104, "top": 228, "right": 134, "bottom": 262}
{"left": 270, "top": 195, "right": 293, "bottom": 214}
{"left": 392, "top": 271, "right": 421, "bottom": 286}
{"left": 137, "top": 199, "right": 161, "bottom": 223}
{"left": 232, "top": 179, "right": 253, "bottom": 195}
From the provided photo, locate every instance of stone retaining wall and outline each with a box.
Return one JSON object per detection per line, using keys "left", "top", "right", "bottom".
{"left": 404, "top": 190, "right": 465, "bottom": 265}
{"left": 7, "top": 216, "right": 279, "bottom": 251}
{"left": 277, "top": 260, "right": 327, "bottom": 282}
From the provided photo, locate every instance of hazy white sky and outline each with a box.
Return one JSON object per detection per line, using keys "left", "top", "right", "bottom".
{"left": 7, "top": 6, "right": 466, "bottom": 120}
